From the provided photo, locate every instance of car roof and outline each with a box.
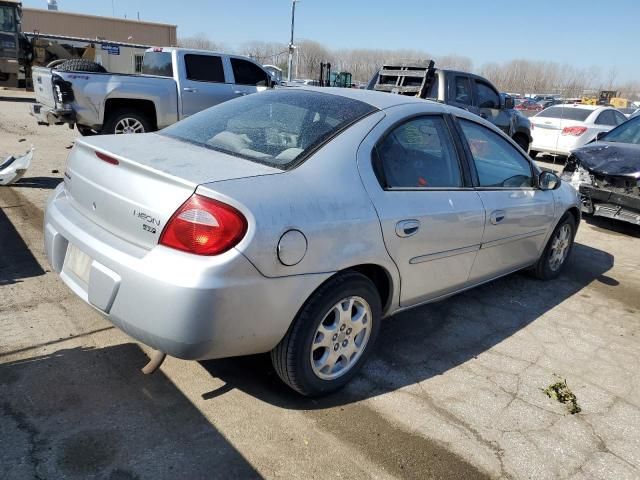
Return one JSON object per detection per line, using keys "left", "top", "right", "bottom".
{"left": 294, "top": 86, "right": 442, "bottom": 110}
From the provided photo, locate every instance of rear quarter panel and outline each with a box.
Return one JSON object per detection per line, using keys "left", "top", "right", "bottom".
{"left": 197, "top": 111, "right": 401, "bottom": 306}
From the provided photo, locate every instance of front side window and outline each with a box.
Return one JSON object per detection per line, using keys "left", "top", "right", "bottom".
{"left": 230, "top": 58, "right": 269, "bottom": 86}
{"left": 613, "top": 111, "right": 628, "bottom": 125}
{"left": 453, "top": 76, "right": 472, "bottom": 105}
{"left": 459, "top": 119, "right": 533, "bottom": 188}
{"left": 475, "top": 81, "right": 500, "bottom": 109}
{"left": 184, "top": 54, "right": 225, "bottom": 83}
{"left": 161, "top": 89, "right": 377, "bottom": 169}
{"left": 376, "top": 116, "right": 462, "bottom": 188}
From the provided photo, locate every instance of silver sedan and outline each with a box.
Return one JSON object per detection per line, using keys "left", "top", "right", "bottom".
{"left": 44, "top": 87, "right": 581, "bottom": 396}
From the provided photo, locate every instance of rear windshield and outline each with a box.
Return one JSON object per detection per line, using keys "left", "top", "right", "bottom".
{"left": 142, "top": 52, "right": 173, "bottom": 77}
{"left": 160, "top": 89, "right": 377, "bottom": 170}
{"left": 535, "top": 106, "right": 592, "bottom": 121}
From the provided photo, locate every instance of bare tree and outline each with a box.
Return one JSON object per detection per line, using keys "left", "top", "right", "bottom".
{"left": 177, "top": 33, "right": 226, "bottom": 52}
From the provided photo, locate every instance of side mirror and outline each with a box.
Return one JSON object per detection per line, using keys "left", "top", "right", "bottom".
{"left": 539, "top": 171, "right": 561, "bottom": 190}
{"left": 504, "top": 96, "right": 515, "bottom": 109}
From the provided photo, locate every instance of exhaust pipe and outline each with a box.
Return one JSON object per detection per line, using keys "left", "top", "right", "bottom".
{"left": 141, "top": 350, "right": 166, "bottom": 375}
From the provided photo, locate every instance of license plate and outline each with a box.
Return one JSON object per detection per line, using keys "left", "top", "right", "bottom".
{"left": 63, "top": 243, "right": 92, "bottom": 285}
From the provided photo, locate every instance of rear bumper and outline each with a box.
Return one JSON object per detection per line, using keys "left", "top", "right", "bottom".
{"left": 44, "top": 185, "right": 331, "bottom": 360}
{"left": 30, "top": 103, "right": 75, "bottom": 126}
{"left": 531, "top": 133, "right": 589, "bottom": 156}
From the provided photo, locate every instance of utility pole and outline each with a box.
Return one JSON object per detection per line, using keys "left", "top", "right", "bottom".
{"left": 287, "top": 0, "right": 299, "bottom": 82}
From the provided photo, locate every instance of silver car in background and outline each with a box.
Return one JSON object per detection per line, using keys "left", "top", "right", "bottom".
{"left": 44, "top": 88, "right": 581, "bottom": 396}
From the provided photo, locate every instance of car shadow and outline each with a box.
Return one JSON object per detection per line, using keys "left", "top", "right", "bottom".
{"left": 14, "top": 176, "right": 63, "bottom": 189}
{"left": 0, "top": 344, "right": 261, "bottom": 479}
{"left": 0, "top": 207, "right": 45, "bottom": 285}
{"left": 584, "top": 214, "right": 640, "bottom": 238}
{"left": 200, "top": 242, "right": 614, "bottom": 409}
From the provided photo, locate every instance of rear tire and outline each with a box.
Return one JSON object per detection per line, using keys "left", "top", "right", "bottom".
{"left": 76, "top": 125, "right": 97, "bottom": 136}
{"left": 103, "top": 109, "right": 152, "bottom": 135}
{"left": 529, "top": 150, "right": 539, "bottom": 159}
{"left": 513, "top": 134, "right": 529, "bottom": 152}
{"left": 533, "top": 213, "right": 576, "bottom": 280}
{"left": 271, "top": 271, "right": 381, "bottom": 396}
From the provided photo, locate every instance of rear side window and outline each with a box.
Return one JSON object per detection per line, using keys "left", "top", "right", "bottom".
{"left": 230, "top": 58, "right": 269, "bottom": 86}
{"left": 453, "top": 76, "right": 472, "bottom": 105}
{"left": 536, "top": 107, "right": 591, "bottom": 121}
{"left": 459, "top": 119, "right": 533, "bottom": 188}
{"left": 141, "top": 52, "right": 173, "bottom": 77}
{"left": 184, "top": 54, "right": 225, "bottom": 83}
{"left": 160, "top": 89, "right": 377, "bottom": 170}
{"left": 613, "top": 110, "right": 628, "bottom": 125}
{"left": 475, "top": 81, "right": 499, "bottom": 109}
{"left": 595, "top": 110, "right": 616, "bottom": 126}
{"left": 376, "top": 116, "right": 462, "bottom": 188}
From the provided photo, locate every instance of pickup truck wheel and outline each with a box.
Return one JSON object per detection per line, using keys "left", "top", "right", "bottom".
{"left": 533, "top": 213, "right": 576, "bottom": 280}
{"left": 76, "top": 125, "right": 97, "bottom": 136}
{"left": 103, "top": 110, "right": 151, "bottom": 135}
{"left": 271, "top": 271, "right": 381, "bottom": 397}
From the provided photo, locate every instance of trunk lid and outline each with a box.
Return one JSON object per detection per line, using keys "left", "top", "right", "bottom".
{"left": 32, "top": 67, "right": 57, "bottom": 109}
{"left": 65, "top": 133, "right": 282, "bottom": 249}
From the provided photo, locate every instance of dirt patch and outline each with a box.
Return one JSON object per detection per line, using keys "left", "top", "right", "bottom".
{"left": 544, "top": 375, "right": 581, "bottom": 414}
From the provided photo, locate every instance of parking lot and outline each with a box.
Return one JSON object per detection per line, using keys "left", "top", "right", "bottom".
{"left": 1, "top": 93, "right": 640, "bottom": 479}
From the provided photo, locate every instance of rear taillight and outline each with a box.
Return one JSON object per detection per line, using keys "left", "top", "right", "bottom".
{"left": 95, "top": 151, "right": 119, "bottom": 165}
{"left": 159, "top": 194, "right": 247, "bottom": 255}
{"left": 561, "top": 126, "right": 587, "bottom": 136}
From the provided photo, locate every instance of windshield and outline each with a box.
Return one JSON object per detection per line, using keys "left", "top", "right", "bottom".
{"left": 601, "top": 116, "right": 640, "bottom": 145}
{"left": 160, "top": 89, "right": 377, "bottom": 170}
{"left": 0, "top": 6, "right": 17, "bottom": 33}
{"left": 535, "top": 106, "right": 592, "bottom": 121}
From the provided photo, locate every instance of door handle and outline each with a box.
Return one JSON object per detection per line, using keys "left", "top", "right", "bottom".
{"left": 396, "top": 219, "right": 420, "bottom": 237}
{"left": 183, "top": 87, "right": 198, "bottom": 93}
{"left": 490, "top": 210, "right": 506, "bottom": 225}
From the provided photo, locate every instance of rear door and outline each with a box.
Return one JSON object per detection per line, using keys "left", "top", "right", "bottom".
{"left": 228, "top": 57, "right": 271, "bottom": 98}
{"left": 357, "top": 106, "right": 486, "bottom": 306}
{"left": 455, "top": 118, "right": 555, "bottom": 281}
{"left": 178, "top": 52, "right": 233, "bottom": 117}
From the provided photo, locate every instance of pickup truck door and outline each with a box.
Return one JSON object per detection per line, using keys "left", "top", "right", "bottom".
{"left": 177, "top": 53, "right": 234, "bottom": 118}
{"left": 227, "top": 57, "right": 271, "bottom": 97}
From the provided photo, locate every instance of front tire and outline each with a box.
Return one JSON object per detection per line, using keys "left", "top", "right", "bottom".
{"left": 533, "top": 213, "right": 576, "bottom": 280}
{"left": 271, "top": 271, "right": 381, "bottom": 396}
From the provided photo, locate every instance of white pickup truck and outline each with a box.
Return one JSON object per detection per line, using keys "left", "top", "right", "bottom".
{"left": 30, "top": 47, "right": 273, "bottom": 135}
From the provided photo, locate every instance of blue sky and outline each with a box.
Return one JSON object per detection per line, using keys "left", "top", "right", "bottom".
{"left": 22, "top": 0, "right": 639, "bottom": 81}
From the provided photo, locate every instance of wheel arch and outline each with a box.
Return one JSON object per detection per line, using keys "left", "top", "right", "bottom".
{"left": 103, "top": 98, "right": 158, "bottom": 130}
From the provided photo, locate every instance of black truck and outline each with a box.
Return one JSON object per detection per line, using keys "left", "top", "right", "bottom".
{"left": 367, "top": 62, "right": 532, "bottom": 152}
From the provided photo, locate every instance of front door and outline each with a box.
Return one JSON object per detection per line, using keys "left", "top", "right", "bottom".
{"left": 358, "top": 111, "right": 486, "bottom": 307}
{"left": 228, "top": 57, "right": 271, "bottom": 98}
{"left": 456, "top": 118, "right": 556, "bottom": 282}
{"left": 179, "top": 53, "right": 233, "bottom": 118}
